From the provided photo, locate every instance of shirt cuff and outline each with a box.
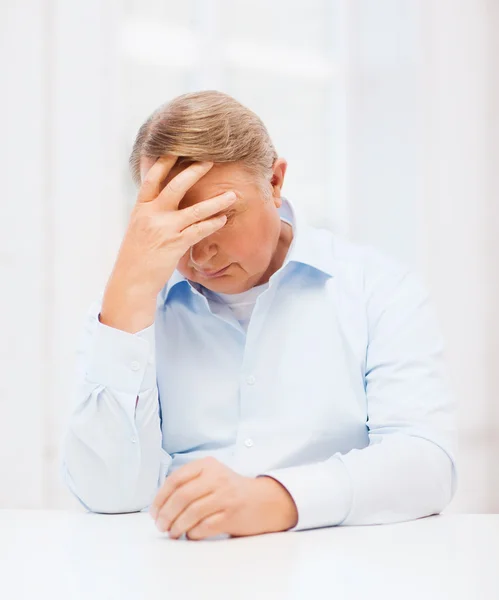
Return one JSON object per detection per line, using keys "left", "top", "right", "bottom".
{"left": 262, "top": 456, "right": 353, "bottom": 531}
{"left": 85, "top": 316, "right": 156, "bottom": 394}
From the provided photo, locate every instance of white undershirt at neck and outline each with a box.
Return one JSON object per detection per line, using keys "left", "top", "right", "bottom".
{"left": 203, "top": 281, "right": 269, "bottom": 332}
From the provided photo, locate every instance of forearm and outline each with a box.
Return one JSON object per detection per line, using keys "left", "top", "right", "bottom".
{"left": 61, "top": 300, "right": 167, "bottom": 513}
{"left": 340, "top": 433, "right": 455, "bottom": 525}
{"left": 264, "top": 433, "right": 456, "bottom": 530}
{"left": 62, "top": 385, "right": 163, "bottom": 513}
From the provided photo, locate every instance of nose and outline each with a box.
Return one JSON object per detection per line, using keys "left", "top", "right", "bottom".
{"left": 189, "top": 238, "right": 218, "bottom": 269}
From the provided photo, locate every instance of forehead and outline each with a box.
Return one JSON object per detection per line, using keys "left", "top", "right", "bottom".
{"left": 174, "top": 162, "right": 256, "bottom": 195}
{"left": 145, "top": 159, "right": 259, "bottom": 207}
{"left": 140, "top": 156, "right": 259, "bottom": 208}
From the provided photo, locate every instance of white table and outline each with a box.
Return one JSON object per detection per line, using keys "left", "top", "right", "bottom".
{"left": 0, "top": 511, "right": 497, "bottom": 600}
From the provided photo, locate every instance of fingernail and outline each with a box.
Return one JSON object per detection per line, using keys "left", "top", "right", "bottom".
{"left": 224, "top": 191, "right": 236, "bottom": 201}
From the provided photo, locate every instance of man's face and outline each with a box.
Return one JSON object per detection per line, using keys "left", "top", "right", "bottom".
{"left": 171, "top": 161, "right": 287, "bottom": 294}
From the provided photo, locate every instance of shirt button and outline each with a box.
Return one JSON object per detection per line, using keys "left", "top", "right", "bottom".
{"left": 131, "top": 438, "right": 137, "bottom": 443}
{"left": 130, "top": 361, "right": 141, "bottom": 371}
{"left": 244, "top": 438, "right": 254, "bottom": 448}
{"left": 246, "top": 375, "right": 256, "bottom": 385}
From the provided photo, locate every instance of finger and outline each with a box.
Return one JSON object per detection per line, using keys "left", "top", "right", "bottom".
{"left": 150, "top": 459, "right": 205, "bottom": 519}
{"left": 186, "top": 512, "right": 227, "bottom": 541}
{"left": 137, "top": 155, "right": 178, "bottom": 203}
{"left": 156, "top": 161, "right": 214, "bottom": 210}
{"left": 179, "top": 214, "right": 228, "bottom": 248}
{"left": 155, "top": 477, "right": 214, "bottom": 534}
{"left": 167, "top": 492, "right": 223, "bottom": 539}
{"left": 176, "top": 191, "right": 236, "bottom": 230}
{"left": 139, "top": 155, "right": 158, "bottom": 182}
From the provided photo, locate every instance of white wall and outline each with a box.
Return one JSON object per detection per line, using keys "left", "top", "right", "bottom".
{"left": 346, "top": 0, "right": 498, "bottom": 512}
{"left": 422, "top": 0, "right": 499, "bottom": 512}
{"left": 45, "top": 0, "right": 126, "bottom": 508}
{"left": 0, "top": 1, "right": 125, "bottom": 508}
{"left": 0, "top": 0, "right": 48, "bottom": 507}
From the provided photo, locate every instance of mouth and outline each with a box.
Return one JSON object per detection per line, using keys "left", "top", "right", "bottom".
{"left": 194, "top": 264, "right": 232, "bottom": 279}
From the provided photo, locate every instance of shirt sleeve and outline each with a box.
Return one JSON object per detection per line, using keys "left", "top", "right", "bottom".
{"left": 60, "top": 299, "right": 171, "bottom": 513}
{"left": 263, "top": 264, "right": 457, "bottom": 531}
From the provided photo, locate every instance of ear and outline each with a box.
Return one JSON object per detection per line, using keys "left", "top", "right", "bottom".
{"left": 270, "top": 158, "right": 287, "bottom": 206}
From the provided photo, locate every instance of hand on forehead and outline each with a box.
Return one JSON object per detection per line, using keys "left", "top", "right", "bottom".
{"left": 139, "top": 156, "right": 205, "bottom": 193}
{"left": 140, "top": 155, "right": 201, "bottom": 182}
{"left": 139, "top": 155, "right": 254, "bottom": 211}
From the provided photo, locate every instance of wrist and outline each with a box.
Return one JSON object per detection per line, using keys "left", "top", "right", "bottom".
{"left": 100, "top": 280, "right": 158, "bottom": 333}
{"left": 253, "top": 476, "right": 298, "bottom": 532}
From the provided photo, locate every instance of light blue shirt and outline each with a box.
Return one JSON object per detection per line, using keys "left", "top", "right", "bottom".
{"left": 62, "top": 199, "right": 457, "bottom": 530}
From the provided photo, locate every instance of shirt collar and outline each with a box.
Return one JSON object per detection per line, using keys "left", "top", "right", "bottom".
{"left": 158, "top": 197, "right": 334, "bottom": 307}
{"left": 281, "top": 198, "right": 335, "bottom": 278}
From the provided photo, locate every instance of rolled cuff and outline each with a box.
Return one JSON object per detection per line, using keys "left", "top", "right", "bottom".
{"left": 262, "top": 456, "right": 353, "bottom": 531}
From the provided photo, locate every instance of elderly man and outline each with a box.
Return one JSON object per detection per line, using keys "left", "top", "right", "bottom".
{"left": 62, "top": 90, "right": 456, "bottom": 540}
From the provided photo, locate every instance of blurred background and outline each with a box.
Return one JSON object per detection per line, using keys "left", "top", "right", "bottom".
{"left": 1, "top": 0, "right": 497, "bottom": 512}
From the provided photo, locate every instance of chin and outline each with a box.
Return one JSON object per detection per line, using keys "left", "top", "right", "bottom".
{"left": 203, "top": 277, "right": 252, "bottom": 294}
{"left": 203, "top": 279, "right": 242, "bottom": 293}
